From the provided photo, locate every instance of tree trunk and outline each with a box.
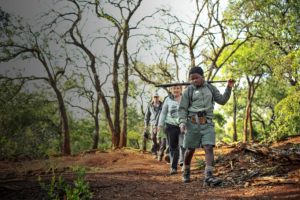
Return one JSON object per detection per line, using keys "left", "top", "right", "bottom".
{"left": 53, "top": 85, "right": 71, "bottom": 155}
{"left": 111, "top": 33, "right": 123, "bottom": 148}
{"left": 249, "top": 102, "right": 254, "bottom": 142}
{"left": 244, "top": 77, "right": 258, "bottom": 143}
{"left": 233, "top": 90, "right": 238, "bottom": 142}
{"left": 243, "top": 78, "right": 252, "bottom": 142}
{"left": 92, "top": 114, "right": 99, "bottom": 150}
{"left": 92, "top": 96, "right": 100, "bottom": 149}
{"left": 92, "top": 118, "right": 99, "bottom": 149}
{"left": 113, "top": 63, "right": 121, "bottom": 148}
{"left": 120, "top": 24, "right": 129, "bottom": 148}
{"left": 243, "top": 102, "right": 250, "bottom": 143}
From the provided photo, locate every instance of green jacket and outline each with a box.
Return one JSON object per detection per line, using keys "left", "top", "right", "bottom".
{"left": 178, "top": 82, "right": 232, "bottom": 125}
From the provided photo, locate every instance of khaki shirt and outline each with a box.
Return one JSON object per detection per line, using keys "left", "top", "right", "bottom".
{"left": 178, "top": 82, "right": 232, "bottom": 125}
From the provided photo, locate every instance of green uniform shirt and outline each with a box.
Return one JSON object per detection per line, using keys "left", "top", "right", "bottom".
{"left": 178, "top": 82, "right": 232, "bottom": 125}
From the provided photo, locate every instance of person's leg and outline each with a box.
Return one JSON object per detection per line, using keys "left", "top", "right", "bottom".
{"left": 201, "top": 122, "right": 221, "bottom": 186}
{"left": 182, "top": 120, "right": 202, "bottom": 183}
{"left": 178, "top": 133, "right": 185, "bottom": 168}
{"left": 150, "top": 126, "right": 158, "bottom": 157}
{"left": 157, "top": 138, "right": 166, "bottom": 161}
{"left": 182, "top": 148, "right": 195, "bottom": 182}
{"left": 142, "top": 136, "right": 147, "bottom": 152}
{"left": 158, "top": 136, "right": 161, "bottom": 149}
{"left": 183, "top": 148, "right": 195, "bottom": 169}
{"left": 164, "top": 145, "right": 170, "bottom": 163}
{"left": 166, "top": 124, "right": 180, "bottom": 174}
{"left": 203, "top": 144, "right": 221, "bottom": 186}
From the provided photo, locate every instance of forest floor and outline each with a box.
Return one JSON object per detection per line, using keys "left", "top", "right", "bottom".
{"left": 0, "top": 136, "right": 300, "bottom": 200}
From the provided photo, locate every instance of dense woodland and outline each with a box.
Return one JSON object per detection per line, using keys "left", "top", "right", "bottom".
{"left": 0, "top": 0, "right": 299, "bottom": 159}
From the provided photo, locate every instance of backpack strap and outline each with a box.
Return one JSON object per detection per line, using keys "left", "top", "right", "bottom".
{"left": 188, "top": 85, "right": 194, "bottom": 107}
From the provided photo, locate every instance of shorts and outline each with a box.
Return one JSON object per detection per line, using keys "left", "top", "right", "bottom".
{"left": 183, "top": 119, "right": 215, "bottom": 149}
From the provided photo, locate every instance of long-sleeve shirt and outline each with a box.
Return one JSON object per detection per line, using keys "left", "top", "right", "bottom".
{"left": 178, "top": 82, "right": 232, "bottom": 125}
{"left": 158, "top": 96, "right": 180, "bottom": 127}
{"left": 144, "top": 101, "right": 163, "bottom": 127}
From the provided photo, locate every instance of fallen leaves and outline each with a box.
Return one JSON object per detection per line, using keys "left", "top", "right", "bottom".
{"left": 214, "top": 140, "right": 300, "bottom": 187}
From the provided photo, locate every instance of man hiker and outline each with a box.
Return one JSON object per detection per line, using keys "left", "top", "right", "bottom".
{"left": 144, "top": 91, "right": 163, "bottom": 158}
{"left": 178, "top": 66, "right": 235, "bottom": 186}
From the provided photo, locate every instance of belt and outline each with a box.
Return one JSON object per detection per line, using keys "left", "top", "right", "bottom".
{"left": 189, "top": 115, "right": 212, "bottom": 124}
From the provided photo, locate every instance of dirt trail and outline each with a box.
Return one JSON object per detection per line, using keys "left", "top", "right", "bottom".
{"left": 0, "top": 138, "right": 300, "bottom": 200}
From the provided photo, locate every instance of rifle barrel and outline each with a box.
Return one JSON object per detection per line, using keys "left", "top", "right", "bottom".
{"left": 155, "top": 80, "right": 227, "bottom": 87}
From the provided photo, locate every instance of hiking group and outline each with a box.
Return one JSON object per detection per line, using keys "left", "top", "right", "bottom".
{"left": 144, "top": 66, "right": 235, "bottom": 186}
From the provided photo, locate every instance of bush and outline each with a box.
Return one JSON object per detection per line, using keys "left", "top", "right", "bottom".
{"left": 39, "top": 166, "right": 93, "bottom": 200}
{"left": 271, "top": 91, "right": 300, "bottom": 140}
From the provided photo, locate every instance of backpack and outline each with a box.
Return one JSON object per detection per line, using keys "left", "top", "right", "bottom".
{"left": 187, "top": 83, "right": 214, "bottom": 107}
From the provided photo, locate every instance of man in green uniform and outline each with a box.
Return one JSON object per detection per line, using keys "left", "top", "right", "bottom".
{"left": 178, "top": 66, "right": 235, "bottom": 186}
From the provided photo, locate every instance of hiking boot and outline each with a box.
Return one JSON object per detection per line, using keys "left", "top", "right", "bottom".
{"left": 179, "top": 162, "right": 184, "bottom": 172}
{"left": 203, "top": 172, "right": 222, "bottom": 187}
{"left": 182, "top": 169, "right": 190, "bottom": 183}
{"left": 158, "top": 155, "right": 163, "bottom": 161}
{"left": 170, "top": 168, "right": 177, "bottom": 175}
{"left": 164, "top": 155, "right": 170, "bottom": 163}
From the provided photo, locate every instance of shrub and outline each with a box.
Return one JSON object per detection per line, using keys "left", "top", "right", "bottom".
{"left": 271, "top": 91, "right": 300, "bottom": 140}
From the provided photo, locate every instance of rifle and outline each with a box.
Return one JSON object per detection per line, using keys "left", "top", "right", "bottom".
{"left": 155, "top": 80, "right": 227, "bottom": 88}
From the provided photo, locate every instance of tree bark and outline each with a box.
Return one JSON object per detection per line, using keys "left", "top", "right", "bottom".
{"left": 92, "top": 96, "right": 100, "bottom": 149}
{"left": 233, "top": 89, "right": 238, "bottom": 142}
{"left": 120, "top": 23, "right": 130, "bottom": 148}
{"left": 52, "top": 84, "right": 71, "bottom": 155}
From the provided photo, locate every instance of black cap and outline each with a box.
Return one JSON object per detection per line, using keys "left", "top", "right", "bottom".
{"left": 189, "top": 66, "right": 204, "bottom": 76}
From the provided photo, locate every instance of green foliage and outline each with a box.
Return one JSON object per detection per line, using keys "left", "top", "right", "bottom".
{"left": 195, "top": 157, "right": 205, "bottom": 170}
{"left": 0, "top": 81, "right": 60, "bottom": 159}
{"left": 70, "top": 117, "right": 114, "bottom": 153}
{"left": 224, "top": 118, "right": 245, "bottom": 143}
{"left": 126, "top": 106, "right": 144, "bottom": 149}
{"left": 271, "top": 90, "right": 300, "bottom": 140}
{"left": 214, "top": 112, "right": 226, "bottom": 127}
{"left": 39, "top": 166, "right": 92, "bottom": 200}
{"left": 70, "top": 119, "right": 94, "bottom": 154}
{"left": 214, "top": 112, "right": 228, "bottom": 143}
{"left": 65, "top": 167, "right": 93, "bottom": 200}
{"left": 225, "top": 0, "right": 300, "bottom": 85}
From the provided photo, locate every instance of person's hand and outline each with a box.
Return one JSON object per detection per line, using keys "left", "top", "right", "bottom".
{"left": 227, "top": 79, "right": 235, "bottom": 88}
{"left": 179, "top": 123, "right": 186, "bottom": 134}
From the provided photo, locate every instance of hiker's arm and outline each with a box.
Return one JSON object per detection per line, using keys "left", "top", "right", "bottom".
{"left": 158, "top": 98, "right": 168, "bottom": 128}
{"left": 212, "top": 85, "right": 232, "bottom": 105}
{"left": 144, "top": 105, "right": 151, "bottom": 128}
